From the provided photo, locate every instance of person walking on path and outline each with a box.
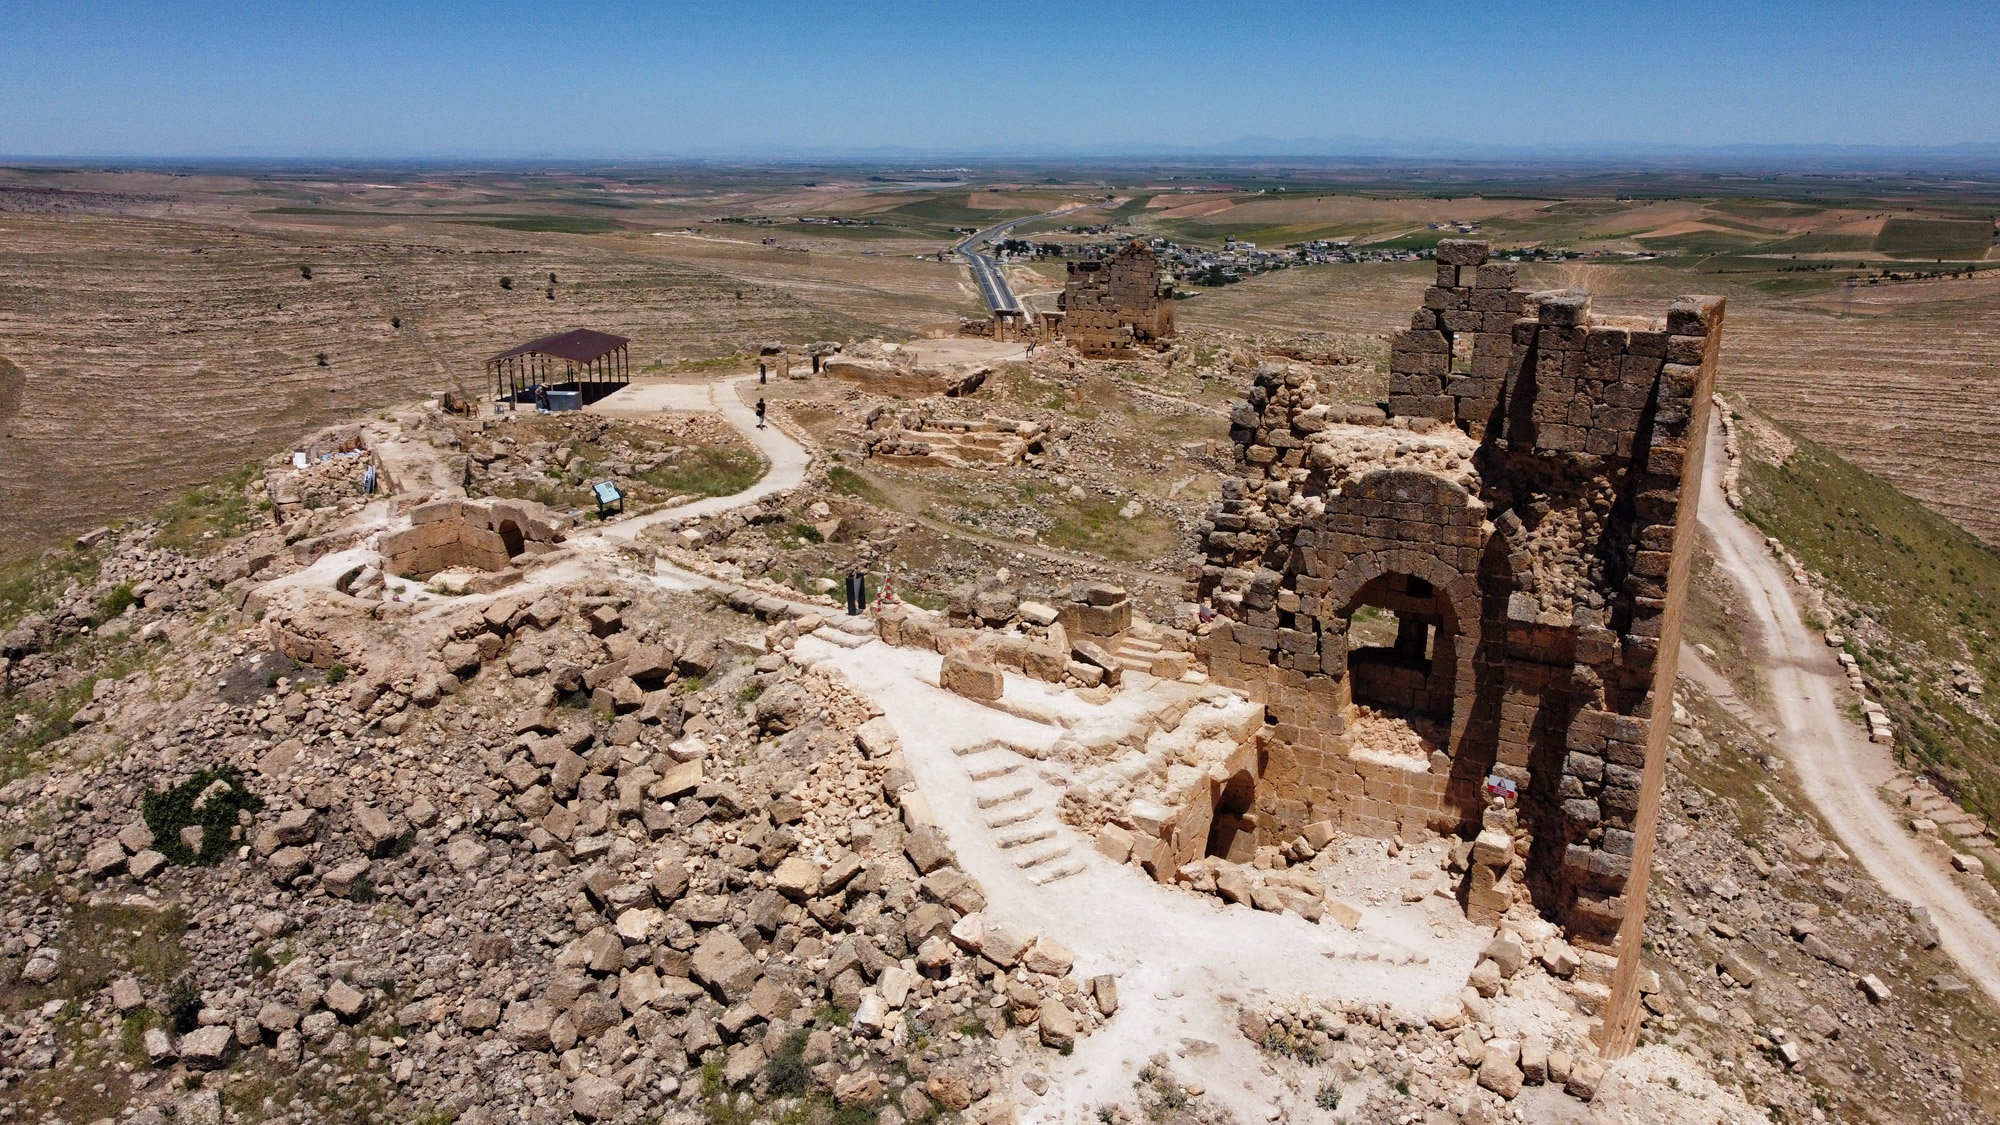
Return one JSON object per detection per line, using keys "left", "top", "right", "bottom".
{"left": 755, "top": 398, "right": 767, "bottom": 429}
{"left": 759, "top": 360, "right": 767, "bottom": 385}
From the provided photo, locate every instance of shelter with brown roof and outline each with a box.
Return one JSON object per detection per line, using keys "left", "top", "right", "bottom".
{"left": 487, "top": 328, "right": 630, "bottom": 407}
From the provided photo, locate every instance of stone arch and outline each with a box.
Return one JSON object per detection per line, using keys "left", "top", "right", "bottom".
{"left": 1322, "top": 550, "right": 1481, "bottom": 751}
{"left": 496, "top": 519, "right": 526, "bottom": 559}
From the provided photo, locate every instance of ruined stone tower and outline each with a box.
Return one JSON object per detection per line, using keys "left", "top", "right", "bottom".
{"left": 1056, "top": 240, "right": 1176, "bottom": 357}
{"left": 1191, "top": 239, "right": 1723, "bottom": 1052}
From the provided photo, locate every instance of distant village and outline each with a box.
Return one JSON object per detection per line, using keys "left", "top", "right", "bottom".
{"left": 973, "top": 220, "right": 1591, "bottom": 291}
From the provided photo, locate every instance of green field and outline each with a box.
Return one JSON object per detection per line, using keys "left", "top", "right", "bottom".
{"left": 457, "top": 215, "right": 623, "bottom": 234}
{"left": 1633, "top": 229, "right": 1768, "bottom": 257}
{"left": 1875, "top": 217, "right": 1993, "bottom": 260}
{"left": 874, "top": 193, "right": 1042, "bottom": 230}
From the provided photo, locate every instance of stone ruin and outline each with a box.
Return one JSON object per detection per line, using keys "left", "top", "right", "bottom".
{"left": 377, "top": 496, "right": 570, "bottom": 583}
{"left": 856, "top": 405, "right": 1053, "bottom": 469}
{"left": 261, "top": 427, "right": 376, "bottom": 522}
{"left": 822, "top": 355, "right": 987, "bottom": 398}
{"left": 1053, "top": 240, "right": 1177, "bottom": 357}
{"left": 1190, "top": 239, "right": 1724, "bottom": 1051}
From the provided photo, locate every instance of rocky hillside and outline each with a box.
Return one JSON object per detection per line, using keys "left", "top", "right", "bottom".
{"left": 0, "top": 521, "right": 1104, "bottom": 1125}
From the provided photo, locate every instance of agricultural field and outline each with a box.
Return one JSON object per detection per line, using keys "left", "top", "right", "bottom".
{"left": 3, "top": 161, "right": 2000, "bottom": 559}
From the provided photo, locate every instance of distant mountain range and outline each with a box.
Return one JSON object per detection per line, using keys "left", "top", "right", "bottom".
{"left": 9, "top": 137, "right": 2000, "bottom": 174}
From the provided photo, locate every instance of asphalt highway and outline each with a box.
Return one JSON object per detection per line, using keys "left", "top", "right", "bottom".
{"left": 952, "top": 206, "right": 1097, "bottom": 314}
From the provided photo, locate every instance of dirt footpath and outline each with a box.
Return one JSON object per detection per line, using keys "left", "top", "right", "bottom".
{"left": 1693, "top": 414, "right": 2000, "bottom": 1013}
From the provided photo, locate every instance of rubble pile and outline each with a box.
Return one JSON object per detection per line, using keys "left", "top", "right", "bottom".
{"left": 0, "top": 529, "right": 1111, "bottom": 1124}
{"left": 824, "top": 341, "right": 988, "bottom": 399}
{"left": 454, "top": 408, "right": 754, "bottom": 514}
{"left": 262, "top": 437, "right": 376, "bottom": 524}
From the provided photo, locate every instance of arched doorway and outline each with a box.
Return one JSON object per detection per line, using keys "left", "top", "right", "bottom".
{"left": 497, "top": 519, "right": 526, "bottom": 558}
{"left": 1340, "top": 572, "right": 1457, "bottom": 731}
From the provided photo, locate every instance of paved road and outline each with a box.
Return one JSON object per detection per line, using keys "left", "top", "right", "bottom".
{"left": 953, "top": 205, "right": 1102, "bottom": 315}
{"left": 1691, "top": 413, "right": 2000, "bottom": 1013}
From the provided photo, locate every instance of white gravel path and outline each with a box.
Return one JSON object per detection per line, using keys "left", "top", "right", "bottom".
{"left": 796, "top": 634, "right": 1490, "bottom": 1124}
{"left": 1693, "top": 413, "right": 2000, "bottom": 1014}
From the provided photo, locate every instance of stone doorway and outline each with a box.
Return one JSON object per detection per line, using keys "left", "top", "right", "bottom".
{"left": 1341, "top": 573, "right": 1456, "bottom": 727}
{"left": 1205, "top": 769, "right": 1259, "bottom": 863}
{"left": 497, "top": 519, "right": 526, "bottom": 559}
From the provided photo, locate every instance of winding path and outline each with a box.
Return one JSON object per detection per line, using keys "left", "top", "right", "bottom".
{"left": 589, "top": 373, "right": 812, "bottom": 541}
{"left": 1689, "top": 414, "right": 2000, "bottom": 1010}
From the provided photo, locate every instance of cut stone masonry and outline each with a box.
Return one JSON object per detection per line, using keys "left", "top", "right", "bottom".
{"left": 1189, "top": 239, "right": 1724, "bottom": 1054}
{"left": 378, "top": 497, "right": 570, "bottom": 581}
{"left": 857, "top": 406, "right": 1051, "bottom": 469}
{"left": 1056, "top": 241, "right": 1176, "bottom": 358}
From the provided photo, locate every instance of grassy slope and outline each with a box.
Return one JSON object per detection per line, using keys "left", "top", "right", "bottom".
{"left": 1735, "top": 411, "right": 2000, "bottom": 825}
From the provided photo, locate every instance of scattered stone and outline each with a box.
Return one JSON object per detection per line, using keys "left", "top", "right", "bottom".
{"left": 179, "top": 1024, "right": 234, "bottom": 1070}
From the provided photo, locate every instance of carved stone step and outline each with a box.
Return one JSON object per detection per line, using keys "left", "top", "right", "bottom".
{"left": 984, "top": 807, "right": 1038, "bottom": 829}
{"left": 1015, "top": 843, "right": 1071, "bottom": 869}
{"left": 976, "top": 786, "right": 1033, "bottom": 810}
{"left": 967, "top": 761, "right": 1021, "bottom": 782}
{"left": 1030, "top": 858, "right": 1087, "bottom": 885}
{"left": 997, "top": 825, "right": 1057, "bottom": 849}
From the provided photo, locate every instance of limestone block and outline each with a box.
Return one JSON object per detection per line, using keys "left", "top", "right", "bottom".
{"left": 941, "top": 654, "right": 1004, "bottom": 701}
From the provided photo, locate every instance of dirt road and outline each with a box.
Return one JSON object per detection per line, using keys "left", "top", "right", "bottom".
{"left": 1691, "top": 416, "right": 2000, "bottom": 1010}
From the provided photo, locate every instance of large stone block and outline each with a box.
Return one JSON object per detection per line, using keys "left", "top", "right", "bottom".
{"left": 940, "top": 655, "right": 1003, "bottom": 701}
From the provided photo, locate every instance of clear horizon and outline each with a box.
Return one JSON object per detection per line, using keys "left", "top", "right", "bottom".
{"left": 3, "top": 0, "right": 1997, "bottom": 160}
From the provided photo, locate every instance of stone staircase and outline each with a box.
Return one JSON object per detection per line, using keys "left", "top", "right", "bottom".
{"left": 1110, "top": 626, "right": 1195, "bottom": 680}
{"left": 955, "top": 741, "right": 1086, "bottom": 885}
{"left": 1886, "top": 776, "right": 2000, "bottom": 869}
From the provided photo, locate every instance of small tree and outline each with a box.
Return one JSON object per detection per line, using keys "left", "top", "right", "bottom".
{"left": 391, "top": 316, "right": 401, "bottom": 329}
{"left": 316, "top": 352, "right": 328, "bottom": 366}
{"left": 300, "top": 265, "right": 312, "bottom": 280}
{"left": 546, "top": 286, "right": 555, "bottom": 300}
{"left": 500, "top": 276, "right": 513, "bottom": 290}
{"left": 548, "top": 271, "right": 558, "bottom": 284}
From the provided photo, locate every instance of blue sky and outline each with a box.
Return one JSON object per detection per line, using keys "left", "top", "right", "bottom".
{"left": 2, "top": 0, "right": 1996, "bottom": 159}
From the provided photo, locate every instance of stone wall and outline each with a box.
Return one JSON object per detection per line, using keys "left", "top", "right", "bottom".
{"left": 857, "top": 407, "right": 1050, "bottom": 469}
{"left": 1189, "top": 239, "right": 1723, "bottom": 1051}
{"left": 823, "top": 357, "right": 987, "bottom": 398}
{"left": 1057, "top": 241, "right": 1176, "bottom": 358}
{"left": 379, "top": 498, "right": 570, "bottom": 581}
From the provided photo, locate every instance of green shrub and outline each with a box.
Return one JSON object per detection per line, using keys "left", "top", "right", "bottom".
{"left": 1315, "top": 1082, "right": 1341, "bottom": 1110}
{"left": 164, "top": 976, "right": 202, "bottom": 1033}
{"left": 762, "top": 1027, "right": 810, "bottom": 1096}
{"left": 93, "top": 582, "right": 136, "bottom": 623}
{"left": 325, "top": 663, "right": 348, "bottom": 685}
{"left": 142, "top": 766, "right": 264, "bottom": 865}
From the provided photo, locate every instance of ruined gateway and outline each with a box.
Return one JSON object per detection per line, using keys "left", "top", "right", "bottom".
{"left": 1193, "top": 239, "right": 1724, "bottom": 1049}
{"left": 1055, "top": 240, "right": 1176, "bottom": 357}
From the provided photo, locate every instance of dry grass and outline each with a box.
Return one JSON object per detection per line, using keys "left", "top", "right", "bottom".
{"left": 6, "top": 168, "right": 2000, "bottom": 563}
